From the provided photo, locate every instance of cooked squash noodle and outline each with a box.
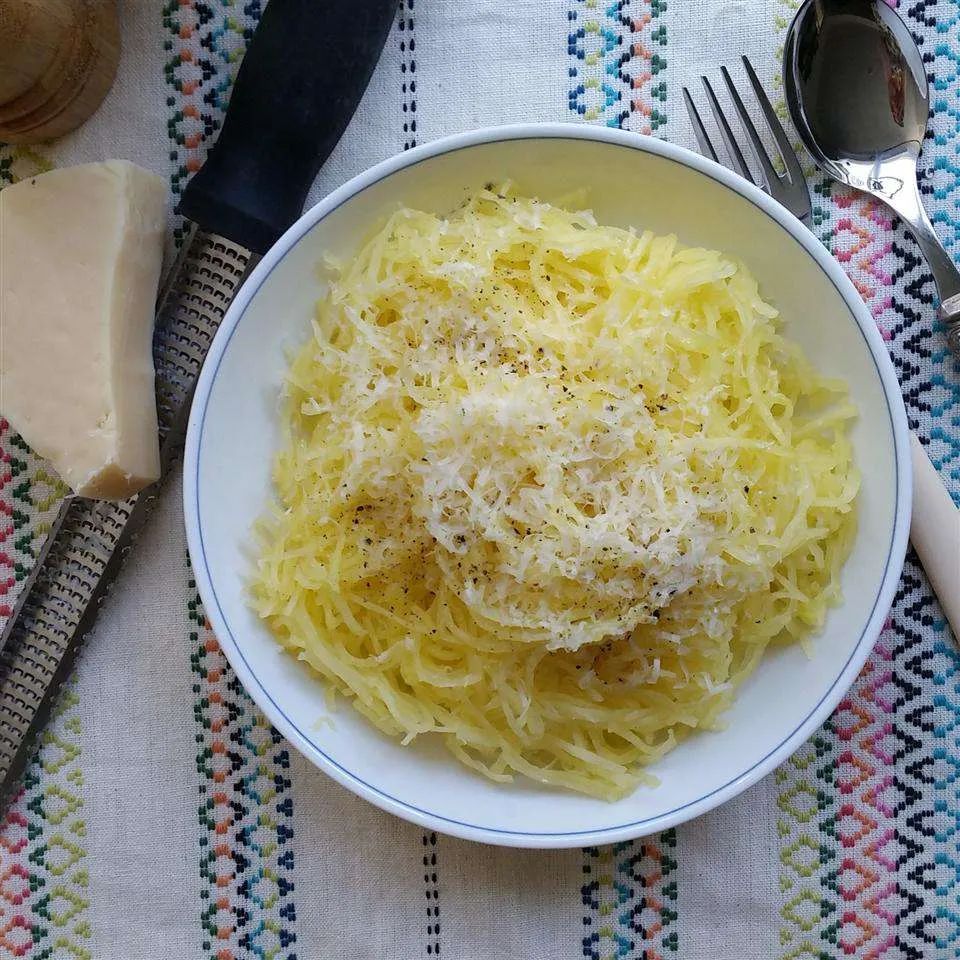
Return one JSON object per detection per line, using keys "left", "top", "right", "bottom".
{"left": 251, "top": 190, "right": 859, "bottom": 800}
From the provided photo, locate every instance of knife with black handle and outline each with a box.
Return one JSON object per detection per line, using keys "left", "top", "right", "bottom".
{"left": 0, "top": 0, "right": 397, "bottom": 805}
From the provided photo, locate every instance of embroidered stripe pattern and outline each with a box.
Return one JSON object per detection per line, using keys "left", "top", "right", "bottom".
{"left": 893, "top": 4, "right": 960, "bottom": 956}
{"left": 0, "top": 687, "right": 91, "bottom": 960}
{"left": 816, "top": 167, "right": 903, "bottom": 960}
{"left": 775, "top": 733, "right": 837, "bottom": 959}
{"left": 566, "top": 7, "right": 676, "bottom": 956}
{"left": 0, "top": 423, "right": 65, "bottom": 623}
{"left": 581, "top": 834, "right": 678, "bottom": 960}
{"left": 163, "top": 3, "right": 299, "bottom": 957}
{"left": 0, "top": 414, "right": 90, "bottom": 958}
{"left": 567, "top": 0, "right": 666, "bottom": 133}
{"left": 187, "top": 569, "right": 297, "bottom": 960}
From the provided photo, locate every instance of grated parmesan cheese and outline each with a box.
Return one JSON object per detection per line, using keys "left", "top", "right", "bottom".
{"left": 251, "top": 189, "right": 859, "bottom": 800}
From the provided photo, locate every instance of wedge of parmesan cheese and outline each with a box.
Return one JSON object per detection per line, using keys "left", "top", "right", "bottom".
{"left": 0, "top": 160, "right": 166, "bottom": 499}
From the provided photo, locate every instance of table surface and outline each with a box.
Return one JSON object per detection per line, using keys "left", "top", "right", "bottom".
{"left": 1, "top": 1, "right": 958, "bottom": 958}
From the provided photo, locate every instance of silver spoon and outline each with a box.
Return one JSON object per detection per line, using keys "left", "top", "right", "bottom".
{"left": 784, "top": 0, "right": 960, "bottom": 356}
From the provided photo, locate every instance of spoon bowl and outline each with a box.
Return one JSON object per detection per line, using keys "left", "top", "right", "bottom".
{"left": 785, "top": 0, "right": 928, "bottom": 171}
{"left": 784, "top": 0, "right": 960, "bottom": 353}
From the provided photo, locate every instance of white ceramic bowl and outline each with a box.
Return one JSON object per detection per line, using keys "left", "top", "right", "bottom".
{"left": 183, "top": 124, "right": 911, "bottom": 848}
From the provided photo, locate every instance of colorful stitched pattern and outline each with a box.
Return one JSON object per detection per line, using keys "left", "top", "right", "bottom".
{"left": 0, "top": 688, "right": 90, "bottom": 960}
{"left": 567, "top": 10, "right": 678, "bottom": 957}
{"left": 775, "top": 734, "right": 835, "bottom": 959}
{"left": 186, "top": 574, "right": 298, "bottom": 960}
{"left": 163, "top": 2, "right": 299, "bottom": 956}
{"left": 567, "top": 0, "right": 666, "bottom": 133}
{"left": 0, "top": 411, "right": 89, "bottom": 959}
{"left": 815, "top": 187, "right": 903, "bottom": 960}
{"left": 581, "top": 834, "right": 678, "bottom": 960}
{"left": 0, "top": 424, "right": 65, "bottom": 623}
{"left": 828, "top": 637, "right": 899, "bottom": 958}
{"left": 893, "top": 8, "right": 960, "bottom": 957}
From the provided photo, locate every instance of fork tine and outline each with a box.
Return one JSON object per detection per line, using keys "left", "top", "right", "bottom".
{"left": 741, "top": 55, "right": 806, "bottom": 188}
{"left": 682, "top": 86, "right": 719, "bottom": 163}
{"left": 719, "top": 65, "right": 776, "bottom": 190}
{"left": 700, "top": 75, "right": 754, "bottom": 185}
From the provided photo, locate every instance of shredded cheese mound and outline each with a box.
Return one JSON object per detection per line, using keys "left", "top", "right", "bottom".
{"left": 251, "top": 190, "right": 859, "bottom": 800}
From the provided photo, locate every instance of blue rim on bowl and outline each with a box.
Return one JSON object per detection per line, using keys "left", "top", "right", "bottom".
{"left": 183, "top": 123, "right": 912, "bottom": 848}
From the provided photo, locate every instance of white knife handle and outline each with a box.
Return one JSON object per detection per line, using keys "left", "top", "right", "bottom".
{"left": 909, "top": 432, "right": 960, "bottom": 640}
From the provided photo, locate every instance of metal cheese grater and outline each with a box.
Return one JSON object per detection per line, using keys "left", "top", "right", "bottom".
{"left": 0, "top": 0, "right": 398, "bottom": 806}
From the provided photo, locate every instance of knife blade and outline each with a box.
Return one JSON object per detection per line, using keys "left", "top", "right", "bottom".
{"left": 0, "top": 0, "right": 398, "bottom": 805}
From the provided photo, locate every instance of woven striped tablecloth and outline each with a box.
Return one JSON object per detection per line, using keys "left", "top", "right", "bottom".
{"left": 1, "top": 1, "right": 958, "bottom": 957}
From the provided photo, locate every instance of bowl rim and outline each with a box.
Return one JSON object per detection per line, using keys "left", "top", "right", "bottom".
{"left": 183, "top": 122, "right": 912, "bottom": 848}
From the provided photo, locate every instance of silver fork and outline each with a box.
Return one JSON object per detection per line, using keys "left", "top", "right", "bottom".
{"left": 683, "top": 56, "right": 810, "bottom": 224}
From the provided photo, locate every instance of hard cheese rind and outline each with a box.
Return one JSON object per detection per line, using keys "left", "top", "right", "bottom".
{"left": 0, "top": 160, "right": 166, "bottom": 499}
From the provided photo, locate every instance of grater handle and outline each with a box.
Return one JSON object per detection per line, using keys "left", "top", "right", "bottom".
{"left": 177, "top": 0, "right": 398, "bottom": 253}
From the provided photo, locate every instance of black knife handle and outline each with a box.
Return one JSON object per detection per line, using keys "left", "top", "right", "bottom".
{"left": 178, "top": 0, "right": 398, "bottom": 254}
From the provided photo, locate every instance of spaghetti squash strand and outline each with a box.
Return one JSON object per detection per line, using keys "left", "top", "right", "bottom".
{"left": 252, "top": 189, "right": 859, "bottom": 801}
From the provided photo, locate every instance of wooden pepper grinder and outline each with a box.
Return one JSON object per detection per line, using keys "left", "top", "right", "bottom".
{"left": 0, "top": 0, "right": 119, "bottom": 143}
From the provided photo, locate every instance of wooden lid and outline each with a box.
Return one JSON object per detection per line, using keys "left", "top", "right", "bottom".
{"left": 0, "top": 0, "right": 120, "bottom": 144}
